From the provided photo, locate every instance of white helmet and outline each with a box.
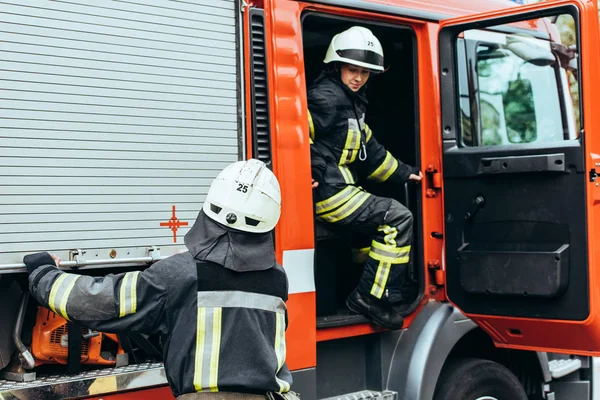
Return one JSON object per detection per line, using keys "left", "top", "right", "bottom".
{"left": 203, "top": 159, "right": 281, "bottom": 233}
{"left": 323, "top": 26, "right": 384, "bottom": 72}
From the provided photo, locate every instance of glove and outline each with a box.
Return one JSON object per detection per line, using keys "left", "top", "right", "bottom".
{"left": 23, "top": 252, "right": 56, "bottom": 275}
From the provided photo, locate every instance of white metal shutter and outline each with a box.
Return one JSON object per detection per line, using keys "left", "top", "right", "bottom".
{"left": 0, "top": 0, "right": 240, "bottom": 270}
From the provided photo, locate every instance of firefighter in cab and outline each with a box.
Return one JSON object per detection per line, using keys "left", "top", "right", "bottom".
{"left": 308, "top": 26, "right": 423, "bottom": 329}
{"left": 23, "top": 159, "right": 298, "bottom": 400}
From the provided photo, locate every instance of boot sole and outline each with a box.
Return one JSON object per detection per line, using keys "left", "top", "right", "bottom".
{"left": 345, "top": 297, "right": 404, "bottom": 330}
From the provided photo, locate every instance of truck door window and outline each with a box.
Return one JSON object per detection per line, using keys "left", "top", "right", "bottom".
{"left": 458, "top": 14, "right": 580, "bottom": 147}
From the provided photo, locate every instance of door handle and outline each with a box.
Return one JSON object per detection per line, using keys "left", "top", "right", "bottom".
{"left": 464, "top": 196, "right": 485, "bottom": 221}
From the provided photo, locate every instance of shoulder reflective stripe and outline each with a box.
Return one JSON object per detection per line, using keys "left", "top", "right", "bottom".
{"left": 309, "top": 137, "right": 314, "bottom": 144}
{"left": 48, "top": 274, "right": 80, "bottom": 321}
{"left": 197, "top": 291, "right": 286, "bottom": 314}
{"left": 283, "top": 249, "right": 315, "bottom": 294}
{"left": 275, "top": 312, "right": 290, "bottom": 392}
{"left": 367, "top": 151, "right": 398, "bottom": 182}
{"left": 119, "top": 271, "right": 140, "bottom": 318}
{"left": 308, "top": 110, "right": 315, "bottom": 141}
{"left": 319, "top": 191, "right": 370, "bottom": 223}
{"left": 194, "top": 307, "right": 222, "bottom": 392}
{"left": 338, "top": 165, "right": 355, "bottom": 184}
{"left": 315, "top": 186, "right": 361, "bottom": 215}
{"left": 370, "top": 261, "right": 391, "bottom": 299}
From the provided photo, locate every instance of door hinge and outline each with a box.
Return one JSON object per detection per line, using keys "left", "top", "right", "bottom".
{"left": 428, "top": 260, "right": 445, "bottom": 287}
{"left": 425, "top": 164, "right": 442, "bottom": 198}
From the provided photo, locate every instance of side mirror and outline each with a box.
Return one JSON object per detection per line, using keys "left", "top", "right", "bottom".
{"left": 506, "top": 36, "right": 555, "bottom": 67}
{"left": 551, "top": 42, "right": 578, "bottom": 73}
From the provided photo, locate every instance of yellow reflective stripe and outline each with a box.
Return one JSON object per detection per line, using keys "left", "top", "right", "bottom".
{"left": 348, "top": 130, "right": 360, "bottom": 164}
{"left": 59, "top": 275, "right": 79, "bottom": 321}
{"left": 48, "top": 274, "right": 69, "bottom": 315}
{"left": 339, "top": 130, "right": 353, "bottom": 165}
{"left": 119, "top": 273, "right": 129, "bottom": 317}
{"left": 371, "top": 241, "right": 411, "bottom": 258}
{"left": 194, "top": 307, "right": 206, "bottom": 392}
{"left": 194, "top": 307, "right": 222, "bottom": 392}
{"left": 131, "top": 271, "right": 139, "bottom": 314}
{"left": 48, "top": 274, "right": 80, "bottom": 321}
{"left": 338, "top": 165, "right": 354, "bottom": 184}
{"left": 367, "top": 151, "right": 398, "bottom": 182}
{"left": 378, "top": 224, "right": 398, "bottom": 247}
{"left": 340, "top": 129, "right": 361, "bottom": 165}
{"left": 370, "top": 261, "right": 391, "bottom": 299}
{"left": 319, "top": 191, "right": 370, "bottom": 223}
{"left": 209, "top": 308, "right": 222, "bottom": 392}
{"left": 119, "top": 271, "right": 140, "bottom": 317}
{"left": 275, "top": 312, "right": 290, "bottom": 392}
{"left": 365, "top": 124, "right": 373, "bottom": 142}
{"left": 352, "top": 247, "right": 370, "bottom": 263}
{"left": 308, "top": 110, "right": 315, "bottom": 141}
{"left": 309, "top": 137, "right": 314, "bottom": 144}
{"left": 369, "top": 251, "right": 410, "bottom": 264}
{"left": 371, "top": 237, "right": 410, "bottom": 264}
{"left": 315, "top": 186, "right": 361, "bottom": 215}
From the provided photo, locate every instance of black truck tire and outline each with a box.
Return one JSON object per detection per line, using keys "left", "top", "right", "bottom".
{"left": 433, "top": 358, "right": 529, "bottom": 400}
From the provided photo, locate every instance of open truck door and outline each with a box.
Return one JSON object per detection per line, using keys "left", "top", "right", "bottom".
{"left": 439, "top": 0, "right": 600, "bottom": 355}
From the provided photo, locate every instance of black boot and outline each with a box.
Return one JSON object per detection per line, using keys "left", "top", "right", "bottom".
{"left": 346, "top": 290, "right": 404, "bottom": 330}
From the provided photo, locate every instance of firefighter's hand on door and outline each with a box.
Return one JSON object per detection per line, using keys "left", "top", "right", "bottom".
{"left": 409, "top": 171, "right": 423, "bottom": 182}
{"left": 23, "top": 252, "right": 58, "bottom": 275}
{"left": 312, "top": 179, "right": 319, "bottom": 188}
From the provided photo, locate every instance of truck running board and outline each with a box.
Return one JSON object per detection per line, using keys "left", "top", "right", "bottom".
{"left": 321, "top": 390, "right": 398, "bottom": 400}
{"left": 0, "top": 362, "right": 167, "bottom": 398}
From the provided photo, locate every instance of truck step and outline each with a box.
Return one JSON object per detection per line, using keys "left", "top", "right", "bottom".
{"left": 0, "top": 362, "right": 167, "bottom": 397}
{"left": 548, "top": 358, "right": 582, "bottom": 379}
{"left": 321, "top": 390, "right": 398, "bottom": 400}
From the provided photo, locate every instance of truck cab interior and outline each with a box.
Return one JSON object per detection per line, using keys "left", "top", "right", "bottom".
{"left": 301, "top": 13, "right": 423, "bottom": 328}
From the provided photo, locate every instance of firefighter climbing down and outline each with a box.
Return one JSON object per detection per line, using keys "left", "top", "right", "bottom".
{"left": 308, "top": 26, "right": 423, "bottom": 330}
{"left": 23, "top": 159, "right": 298, "bottom": 399}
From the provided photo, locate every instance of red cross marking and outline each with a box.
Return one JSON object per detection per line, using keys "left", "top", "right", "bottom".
{"left": 160, "top": 205, "right": 189, "bottom": 243}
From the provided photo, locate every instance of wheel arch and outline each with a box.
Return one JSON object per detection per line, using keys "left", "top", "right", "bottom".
{"left": 384, "top": 302, "right": 545, "bottom": 400}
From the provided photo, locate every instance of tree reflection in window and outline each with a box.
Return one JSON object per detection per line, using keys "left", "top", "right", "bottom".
{"left": 476, "top": 43, "right": 561, "bottom": 145}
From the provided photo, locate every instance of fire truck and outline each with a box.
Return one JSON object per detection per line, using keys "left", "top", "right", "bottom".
{"left": 0, "top": 0, "right": 599, "bottom": 399}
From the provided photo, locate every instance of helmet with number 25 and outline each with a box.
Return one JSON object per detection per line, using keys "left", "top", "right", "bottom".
{"left": 203, "top": 159, "right": 281, "bottom": 234}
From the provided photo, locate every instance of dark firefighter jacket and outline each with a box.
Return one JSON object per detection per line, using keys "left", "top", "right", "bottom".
{"left": 308, "top": 72, "right": 418, "bottom": 202}
{"left": 28, "top": 211, "right": 293, "bottom": 398}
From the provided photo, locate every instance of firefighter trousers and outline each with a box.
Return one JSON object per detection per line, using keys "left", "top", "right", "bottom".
{"left": 315, "top": 186, "right": 413, "bottom": 304}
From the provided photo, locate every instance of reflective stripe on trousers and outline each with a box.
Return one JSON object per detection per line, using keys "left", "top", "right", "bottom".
{"left": 359, "top": 199, "right": 413, "bottom": 303}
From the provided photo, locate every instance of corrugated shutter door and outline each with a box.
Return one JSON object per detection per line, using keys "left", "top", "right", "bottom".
{"left": 0, "top": 0, "right": 240, "bottom": 269}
